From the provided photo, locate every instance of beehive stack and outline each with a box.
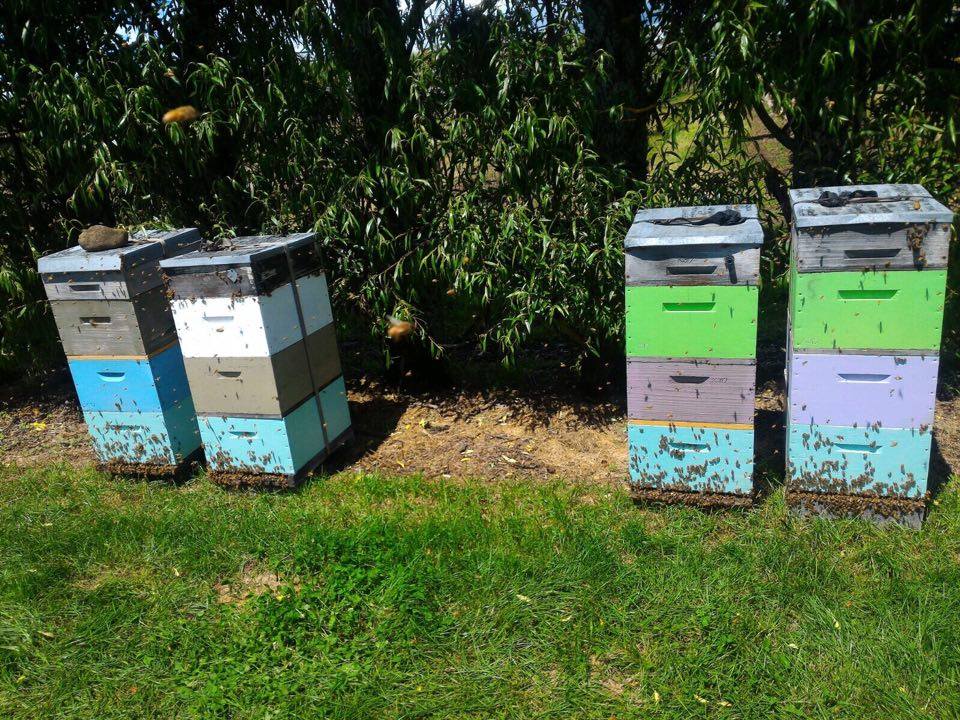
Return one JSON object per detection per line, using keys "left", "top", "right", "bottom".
{"left": 39, "top": 229, "right": 203, "bottom": 474}
{"left": 786, "top": 184, "right": 953, "bottom": 526}
{"left": 160, "top": 233, "right": 351, "bottom": 486}
{"left": 625, "top": 205, "right": 764, "bottom": 507}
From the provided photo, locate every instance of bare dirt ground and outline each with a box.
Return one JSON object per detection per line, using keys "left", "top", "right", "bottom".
{"left": 2, "top": 359, "right": 958, "bottom": 489}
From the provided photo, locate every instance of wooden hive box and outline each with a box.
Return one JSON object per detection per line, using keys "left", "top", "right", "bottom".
{"left": 785, "top": 184, "right": 954, "bottom": 526}
{"left": 624, "top": 204, "right": 763, "bottom": 506}
{"left": 38, "top": 229, "right": 203, "bottom": 474}
{"left": 161, "top": 234, "right": 351, "bottom": 486}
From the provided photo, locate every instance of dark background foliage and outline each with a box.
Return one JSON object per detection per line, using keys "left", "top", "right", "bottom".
{"left": 1, "top": 0, "right": 957, "bottom": 382}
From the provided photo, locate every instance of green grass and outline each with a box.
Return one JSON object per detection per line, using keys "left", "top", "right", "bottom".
{"left": 2, "top": 465, "right": 960, "bottom": 718}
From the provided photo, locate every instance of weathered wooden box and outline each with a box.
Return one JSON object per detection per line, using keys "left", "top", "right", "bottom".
{"left": 161, "top": 233, "right": 351, "bottom": 485}
{"left": 785, "top": 184, "right": 953, "bottom": 524}
{"left": 624, "top": 205, "right": 763, "bottom": 503}
{"left": 789, "top": 183, "right": 952, "bottom": 273}
{"left": 627, "top": 358, "right": 755, "bottom": 425}
{"left": 39, "top": 229, "right": 203, "bottom": 473}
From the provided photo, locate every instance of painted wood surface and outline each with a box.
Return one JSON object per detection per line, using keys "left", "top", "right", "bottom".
{"left": 787, "top": 422, "right": 931, "bottom": 498}
{"left": 68, "top": 342, "right": 192, "bottom": 413}
{"left": 163, "top": 254, "right": 291, "bottom": 299}
{"left": 83, "top": 399, "right": 201, "bottom": 466}
{"left": 43, "top": 270, "right": 159, "bottom": 301}
{"left": 625, "top": 245, "right": 760, "bottom": 286}
{"left": 625, "top": 204, "right": 762, "bottom": 248}
{"left": 183, "top": 340, "right": 313, "bottom": 416}
{"left": 625, "top": 285, "right": 759, "bottom": 358}
{"left": 627, "top": 422, "right": 754, "bottom": 495}
{"left": 790, "top": 267, "right": 946, "bottom": 351}
{"left": 793, "top": 223, "right": 950, "bottom": 272}
{"left": 627, "top": 358, "right": 755, "bottom": 424}
{"left": 788, "top": 352, "right": 937, "bottom": 428}
{"left": 319, "top": 376, "right": 351, "bottom": 442}
{"left": 169, "top": 284, "right": 303, "bottom": 358}
{"left": 39, "top": 229, "right": 201, "bottom": 274}
{"left": 198, "top": 398, "right": 325, "bottom": 475}
{"left": 295, "top": 273, "right": 334, "bottom": 335}
{"left": 305, "top": 323, "right": 343, "bottom": 390}
{"left": 51, "top": 286, "right": 176, "bottom": 356}
{"left": 789, "top": 184, "right": 953, "bottom": 228}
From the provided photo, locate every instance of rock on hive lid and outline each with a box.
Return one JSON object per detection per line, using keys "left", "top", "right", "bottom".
{"left": 38, "top": 228, "right": 201, "bottom": 274}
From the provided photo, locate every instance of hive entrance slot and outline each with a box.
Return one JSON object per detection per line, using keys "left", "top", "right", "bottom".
{"left": 69, "top": 283, "right": 100, "bottom": 292}
{"left": 97, "top": 371, "right": 126, "bottom": 382}
{"left": 668, "top": 441, "right": 709, "bottom": 453}
{"left": 662, "top": 302, "right": 716, "bottom": 312}
{"left": 837, "top": 373, "right": 890, "bottom": 383}
{"left": 843, "top": 248, "right": 901, "bottom": 260}
{"left": 670, "top": 375, "right": 709, "bottom": 384}
{"left": 80, "top": 316, "right": 111, "bottom": 326}
{"left": 837, "top": 289, "right": 897, "bottom": 300}
{"left": 666, "top": 265, "right": 718, "bottom": 275}
{"left": 229, "top": 430, "right": 257, "bottom": 438}
{"left": 215, "top": 370, "right": 242, "bottom": 379}
{"left": 835, "top": 443, "right": 880, "bottom": 454}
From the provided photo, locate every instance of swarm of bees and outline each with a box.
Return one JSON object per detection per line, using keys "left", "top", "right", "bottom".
{"left": 162, "top": 105, "right": 200, "bottom": 124}
{"left": 387, "top": 315, "right": 414, "bottom": 341}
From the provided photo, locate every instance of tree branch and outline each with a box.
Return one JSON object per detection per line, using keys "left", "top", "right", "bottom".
{"left": 753, "top": 97, "right": 795, "bottom": 151}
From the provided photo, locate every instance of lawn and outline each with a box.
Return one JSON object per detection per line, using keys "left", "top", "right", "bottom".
{"left": 1, "top": 465, "right": 960, "bottom": 719}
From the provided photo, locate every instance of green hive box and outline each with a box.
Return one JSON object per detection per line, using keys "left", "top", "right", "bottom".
{"left": 626, "top": 284, "right": 759, "bottom": 358}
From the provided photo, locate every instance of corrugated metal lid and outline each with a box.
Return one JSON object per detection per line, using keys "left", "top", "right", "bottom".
{"left": 624, "top": 204, "right": 763, "bottom": 248}
{"left": 159, "top": 233, "right": 317, "bottom": 270}
{"left": 789, "top": 183, "right": 954, "bottom": 228}
{"left": 37, "top": 228, "right": 200, "bottom": 273}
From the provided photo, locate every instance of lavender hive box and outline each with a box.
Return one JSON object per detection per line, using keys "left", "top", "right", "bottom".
{"left": 789, "top": 352, "right": 937, "bottom": 429}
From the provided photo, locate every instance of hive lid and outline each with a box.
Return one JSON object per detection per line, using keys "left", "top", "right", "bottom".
{"left": 789, "top": 183, "right": 954, "bottom": 228}
{"left": 624, "top": 204, "right": 763, "bottom": 249}
{"left": 38, "top": 228, "right": 201, "bottom": 274}
{"left": 160, "top": 233, "right": 317, "bottom": 271}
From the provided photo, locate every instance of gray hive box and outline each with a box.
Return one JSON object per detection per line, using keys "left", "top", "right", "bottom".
{"left": 40, "top": 228, "right": 201, "bottom": 356}
{"left": 624, "top": 204, "right": 763, "bottom": 286}
{"left": 788, "top": 183, "right": 953, "bottom": 272}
